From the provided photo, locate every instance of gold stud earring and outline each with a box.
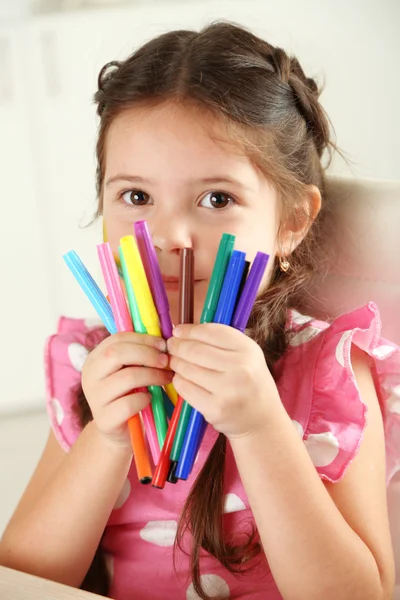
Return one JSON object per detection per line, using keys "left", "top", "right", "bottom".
{"left": 279, "top": 256, "right": 290, "bottom": 272}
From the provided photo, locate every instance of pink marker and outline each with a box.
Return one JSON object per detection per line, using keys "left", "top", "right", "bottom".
{"left": 97, "top": 243, "right": 133, "bottom": 332}
{"left": 97, "top": 242, "right": 153, "bottom": 484}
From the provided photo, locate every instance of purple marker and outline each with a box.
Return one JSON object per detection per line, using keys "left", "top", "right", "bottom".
{"left": 134, "top": 221, "right": 173, "bottom": 339}
{"left": 231, "top": 252, "right": 270, "bottom": 331}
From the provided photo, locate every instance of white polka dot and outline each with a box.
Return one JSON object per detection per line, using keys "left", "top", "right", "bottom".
{"left": 388, "top": 394, "right": 400, "bottom": 415}
{"left": 289, "top": 326, "right": 321, "bottom": 347}
{"left": 291, "top": 420, "right": 304, "bottom": 437}
{"left": 291, "top": 311, "right": 313, "bottom": 326}
{"left": 372, "top": 345, "right": 394, "bottom": 359}
{"left": 84, "top": 318, "right": 103, "bottom": 328}
{"left": 68, "top": 343, "right": 89, "bottom": 372}
{"left": 223, "top": 493, "right": 246, "bottom": 514}
{"left": 186, "top": 574, "right": 230, "bottom": 599}
{"left": 139, "top": 520, "right": 178, "bottom": 547}
{"left": 304, "top": 431, "right": 340, "bottom": 467}
{"left": 392, "top": 385, "right": 400, "bottom": 397}
{"left": 51, "top": 398, "right": 64, "bottom": 426}
{"left": 114, "top": 479, "right": 131, "bottom": 509}
{"left": 335, "top": 331, "right": 352, "bottom": 367}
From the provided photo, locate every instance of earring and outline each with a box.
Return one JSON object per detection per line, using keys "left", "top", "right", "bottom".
{"left": 279, "top": 256, "right": 290, "bottom": 272}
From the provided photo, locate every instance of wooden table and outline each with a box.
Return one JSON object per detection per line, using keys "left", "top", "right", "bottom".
{"left": 0, "top": 566, "right": 107, "bottom": 599}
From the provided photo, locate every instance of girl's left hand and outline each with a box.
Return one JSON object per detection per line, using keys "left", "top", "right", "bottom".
{"left": 167, "top": 323, "right": 283, "bottom": 440}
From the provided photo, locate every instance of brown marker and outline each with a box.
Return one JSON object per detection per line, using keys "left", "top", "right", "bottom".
{"left": 153, "top": 248, "right": 195, "bottom": 489}
{"left": 167, "top": 248, "right": 194, "bottom": 484}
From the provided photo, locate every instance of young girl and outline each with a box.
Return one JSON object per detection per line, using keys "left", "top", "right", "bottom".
{"left": 0, "top": 22, "right": 398, "bottom": 600}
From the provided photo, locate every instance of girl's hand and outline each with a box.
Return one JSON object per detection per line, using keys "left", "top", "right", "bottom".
{"left": 167, "top": 323, "right": 282, "bottom": 440}
{"left": 81, "top": 332, "right": 173, "bottom": 447}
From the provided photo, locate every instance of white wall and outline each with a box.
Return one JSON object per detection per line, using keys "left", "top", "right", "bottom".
{"left": 0, "top": 0, "right": 398, "bottom": 413}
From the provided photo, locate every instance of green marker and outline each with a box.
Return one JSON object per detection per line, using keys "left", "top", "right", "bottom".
{"left": 119, "top": 248, "right": 167, "bottom": 447}
{"left": 170, "top": 234, "right": 235, "bottom": 463}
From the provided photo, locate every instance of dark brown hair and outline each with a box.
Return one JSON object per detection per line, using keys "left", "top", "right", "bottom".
{"left": 79, "top": 21, "right": 336, "bottom": 599}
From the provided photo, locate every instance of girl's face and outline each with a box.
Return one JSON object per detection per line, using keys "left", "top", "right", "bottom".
{"left": 102, "top": 102, "right": 281, "bottom": 325}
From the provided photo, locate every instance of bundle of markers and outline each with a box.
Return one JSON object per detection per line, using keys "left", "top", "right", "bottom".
{"left": 64, "top": 221, "right": 269, "bottom": 489}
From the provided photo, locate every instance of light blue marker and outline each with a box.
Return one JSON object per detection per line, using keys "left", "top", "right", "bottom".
{"left": 63, "top": 250, "right": 117, "bottom": 334}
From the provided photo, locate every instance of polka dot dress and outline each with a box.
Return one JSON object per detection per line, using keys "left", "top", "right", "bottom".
{"left": 45, "top": 302, "right": 400, "bottom": 599}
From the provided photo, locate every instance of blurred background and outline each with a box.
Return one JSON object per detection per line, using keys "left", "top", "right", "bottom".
{"left": 0, "top": 0, "right": 398, "bottom": 539}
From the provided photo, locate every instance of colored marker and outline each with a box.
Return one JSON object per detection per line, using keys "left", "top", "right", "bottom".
{"left": 162, "top": 388, "right": 175, "bottom": 419}
{"left": 232, "top": 252, "right": 270, "bottom": 332}
{"left": 175, "top": 248, "right": 244, "bottom": 480}
{"left": 119, "top": 247, "right": 164, "bottom": 458}
{"left": 134, "top": 220, "right": 173, "bottom": 340}
{"left": 97, "top": 243, "right": 131, "bottom": 331}
{"left": 201, "top": 234, "right": 236, "bottom": 323}
{"left": 97, "top": 242, "right": 152, "bottom": 484}
{"left": 234, "top": 260, "right": 250, "bottom": 313}
{"left": 152, "top": 248, "right": 194, "bottom": 489}
{"left": 213, "top": 251, "right": 246, "bottom": 325}
{"left": 176, "top": 251, "right": 269, "bottom": 480}
{"left": 103, "top": 220, "right": 123, "bottom": 277}
{"left": 171, "top": 234, "right": 235, "bottom": 467}
{"left": 63, "top": 250, "right": 117, "bottom": 334}
{"left": 120, "top": 235, "right": 178, "bottom": 407}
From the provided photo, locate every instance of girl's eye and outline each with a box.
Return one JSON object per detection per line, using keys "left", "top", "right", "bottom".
{"left": 199, "top": 191, "right": 235, "bottom": 210}
{"left": 121, "top": 190, "right": 153, "bottom": 206}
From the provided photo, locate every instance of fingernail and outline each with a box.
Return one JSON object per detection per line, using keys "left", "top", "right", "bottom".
{"left": 158, "top": 353, "right": 169, "bottom": 367}
{"left": 157, "top": 338, "right": 167, "bottom": 352}
{"left": 173, "top": 325, "right": 182, "bottom": 337}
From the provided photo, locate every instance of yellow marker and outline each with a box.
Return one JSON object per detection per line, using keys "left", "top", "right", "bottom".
{"left": 120, "top": 235, "right": 161, "bottom": 335}
{"left": 120, "top": 235, "right": 178, "bottom": 405}
{"left": 103, "top": 220, "right": 123, "bottom": 272}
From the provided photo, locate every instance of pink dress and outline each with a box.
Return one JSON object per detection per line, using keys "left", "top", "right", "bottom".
{"left": 45, "top": 302, "right": 400, "bottom": 600}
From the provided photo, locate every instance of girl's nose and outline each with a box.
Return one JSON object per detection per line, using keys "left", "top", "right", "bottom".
{"left": 151, "top": 215, "right": 193, "bottom": 256}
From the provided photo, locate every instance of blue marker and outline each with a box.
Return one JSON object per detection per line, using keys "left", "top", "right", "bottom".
{"left": 64, "top": 250, "right": 117, "bottom": 334}
{"left": 176, "top": 250, "right": 247, "bottom": 480}
{"left": 213, "top": 251, "right": 246, "bottom": 325}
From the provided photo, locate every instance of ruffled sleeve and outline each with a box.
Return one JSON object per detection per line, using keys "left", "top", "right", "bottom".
{"left": 44, "top": 317, "right": 109, "bottom": 451}
{"left": 275, "top": 302, "right": 400, "bottom": 484}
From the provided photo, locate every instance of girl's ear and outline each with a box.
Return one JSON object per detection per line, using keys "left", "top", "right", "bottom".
{"left": 278, "top": 185, "right": 321, "bottom": 256}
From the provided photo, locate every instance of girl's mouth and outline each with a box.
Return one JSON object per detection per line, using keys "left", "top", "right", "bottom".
{"left": 162, "top": 276, "right": 204, "bottom": 292}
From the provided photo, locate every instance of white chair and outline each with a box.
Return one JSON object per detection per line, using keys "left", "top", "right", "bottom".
{"left": 299, "top": 175, "right": 400, "bottom": 598}
{"left": 300, "top": 176, "right": 400, "bottom": 344}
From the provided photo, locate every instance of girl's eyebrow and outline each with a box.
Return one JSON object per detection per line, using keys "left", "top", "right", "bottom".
{"left": 106, "top": 174, "right": 253, "bottom": 192}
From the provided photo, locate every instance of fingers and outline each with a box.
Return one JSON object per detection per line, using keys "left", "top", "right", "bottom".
{"left": 84, "top": 338, "right": 169, "bottom": 381}
{"left": 97, "top": 331, "right": 167, "bottom": 352}
{"left": 167, "top": 337, "right": 228, "bottom": 371}
{"left": 96, "top": 367, "right": 174, "bottom": 406}
{"left": 81, "top": 332, "right": 172, "bottom": 447}
{"left": 169, "top": 356, "right": 219, "bottom": 392}
{"left": 172, "top": 322, "right": 244, "bottom": 349}
{"left": 96, "top": 391, "right": 152, "bottom": 438}
{"left": 172, "top": 373, "right": 212, "bottom": 415}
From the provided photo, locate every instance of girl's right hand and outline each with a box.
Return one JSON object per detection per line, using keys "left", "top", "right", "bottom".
{"left": 81, "top": 332, "right": 172, "bottom": 448}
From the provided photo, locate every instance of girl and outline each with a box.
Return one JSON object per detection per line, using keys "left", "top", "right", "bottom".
{"left": 0, "top": 21, "right": 398, "bottom": 600}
